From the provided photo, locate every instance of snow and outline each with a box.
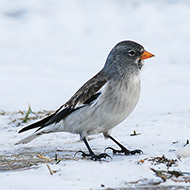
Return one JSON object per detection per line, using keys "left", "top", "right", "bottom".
{"left": 177, "top": 145, "right": 190, "bottom": 159}
{"left": 0, "top": 0, "right": 190, "bottom": 189}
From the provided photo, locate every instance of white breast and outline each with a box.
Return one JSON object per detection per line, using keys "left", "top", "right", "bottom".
{"left": 61, "top": 73, "right": 141, "bottom": 137}
{"left": 102, "top": 74, "right": 141, "bottom": 128}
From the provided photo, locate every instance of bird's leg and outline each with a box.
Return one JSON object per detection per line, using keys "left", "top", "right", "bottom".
{"left": 75, "top": 137, "right": 111, "bottom": 161}
{"left": 105, "top": 135, "right": 142, "bottom": 155}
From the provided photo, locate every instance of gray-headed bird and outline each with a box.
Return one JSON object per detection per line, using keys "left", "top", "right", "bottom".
{"left": 16, "top": 40, "right": 154, "bottom": 160}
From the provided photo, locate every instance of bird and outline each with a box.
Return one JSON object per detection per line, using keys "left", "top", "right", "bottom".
{"left": 15, "top": 40, "right": 154, "bottom": 161}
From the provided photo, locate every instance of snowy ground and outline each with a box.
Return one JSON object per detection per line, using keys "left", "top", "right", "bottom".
{"left": 0, "top": 0, "right": 190, "bottom": 189}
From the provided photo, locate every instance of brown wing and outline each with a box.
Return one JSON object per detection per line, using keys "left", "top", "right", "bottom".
{"left": 64, "top": 71, "right": 107, "bottom": 108}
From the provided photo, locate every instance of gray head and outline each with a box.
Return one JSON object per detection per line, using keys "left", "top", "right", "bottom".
{"left": 103, "top": 40, "right": 154, "bottom": 77}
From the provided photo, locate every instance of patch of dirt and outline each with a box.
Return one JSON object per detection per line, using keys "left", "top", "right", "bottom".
{"left": 0, "top": 149, "right": 79, "bottom": 172}
{"left": 104, "top": 186, "right": 190, "bottom": 190}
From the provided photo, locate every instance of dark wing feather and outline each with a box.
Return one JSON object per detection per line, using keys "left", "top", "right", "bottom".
{"left": 18, "top": 105, "right": 64, "bottom": 133}
{"left": 83, "top": 92, "right": 101, "bottom": 105}
{"left": 18, "top": 106, "right": 80, "bottom": 133}
{"left": 18, "top": 113, "right": 56, "bottom": 133}
{"left": 64, "top": 71, "right": 107, "bottom": 108}
{"left": 35, "top": 106, "right": 83, "bottom": 132}
{"left": 18, "top": 71, "right": 107, "bottom": 133}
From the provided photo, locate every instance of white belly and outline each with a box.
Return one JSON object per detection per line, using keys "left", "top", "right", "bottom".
{"left": 62, "top": 74, "right": 141, "bottom": 137}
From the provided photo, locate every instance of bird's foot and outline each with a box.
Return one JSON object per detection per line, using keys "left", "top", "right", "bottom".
{"left": 105, "top": 146, "right": 143, "bottom": 155}
{"left": 75, "top": 150, "right": 111, "bottom": 161}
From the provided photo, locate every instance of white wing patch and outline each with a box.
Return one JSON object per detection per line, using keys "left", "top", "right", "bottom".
{"left": 90, "top": 82, "right": 108, "bottom": 107}
{"left": 75, "top": 82, "right": 108, "bottom": 108}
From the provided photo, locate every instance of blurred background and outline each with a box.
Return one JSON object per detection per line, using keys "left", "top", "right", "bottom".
{"left": 0, "top": 0, "right": 190, "bottom": 115}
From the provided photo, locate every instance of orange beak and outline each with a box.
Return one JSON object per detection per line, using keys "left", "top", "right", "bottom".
{"left": 140, "top": 51, "right": 155, "bottom": 60}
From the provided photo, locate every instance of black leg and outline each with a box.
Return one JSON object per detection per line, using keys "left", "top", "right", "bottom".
{"left": 75, "top": 137, "right": 111, "bottom": 161}
{"left": 105, "top": 135, "right": 142, "bottom": 155}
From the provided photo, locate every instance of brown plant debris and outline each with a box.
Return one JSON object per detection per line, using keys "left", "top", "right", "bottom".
{"left": 150, "top": 168, "right": 183, "bottom": 182}
{"left": 37, "top": 154, "right": 52, "bottom": 162}
{"left": 136, "top": 155, "right": 178, "bottom": 168}
{"left": 148, "top": 155, "right": 178, "bottom": 167}
{"left": 46, "top": 163, "right": 58, "bottom": 175}
{"left": 130, "top": 130, "right": 141, "bottom": 136}
{"left": 0, "top": 150, "right": 79, "bottom": 172}
{"left": 3, "top": 106, "right": 54, "bottom": 127}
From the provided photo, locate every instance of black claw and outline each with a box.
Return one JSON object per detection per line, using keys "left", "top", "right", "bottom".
{"left": 105, "top": 147, "right": 123, "bottom": 154}
{"left": 74, "top": 150, "right": 91, "bottom": 157}
{"left": 129, "top": 149, "right": 143, "bottom": 155}
{"left": 91, "top": 153, "right": 111, "bottom": 161}
{"left": 75, "top": 150, "right": 111, "bottom": 161}
{"left": 105, "top": 146, "right": 143, "bottom": 156}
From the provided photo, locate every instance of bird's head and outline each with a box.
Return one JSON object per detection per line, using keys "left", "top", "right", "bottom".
{"left": 103, "top": 40, "right": 154, "bottom": 75}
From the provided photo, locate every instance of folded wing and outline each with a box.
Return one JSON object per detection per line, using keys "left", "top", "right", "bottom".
{"left": 18, "top": 71, "right": 107, "bottom": 133}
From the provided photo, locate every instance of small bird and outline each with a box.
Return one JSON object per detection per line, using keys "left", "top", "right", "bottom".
{"left": 16, "top": 40, "right": 154, "bottom": 160}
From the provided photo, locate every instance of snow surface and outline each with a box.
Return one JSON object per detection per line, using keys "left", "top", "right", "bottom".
{"left": 0, "top": 0, "right": 190, "bottom": 189}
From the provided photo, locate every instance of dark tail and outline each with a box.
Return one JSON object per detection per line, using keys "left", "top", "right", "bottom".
{"left": 18, "top": 105, "right": 80, "bottom": 133}
{"left": 18, "top": 105, "right": 64, "bottom": 133}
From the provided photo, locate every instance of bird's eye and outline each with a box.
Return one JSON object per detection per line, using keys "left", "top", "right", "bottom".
{"left": 128, "top": 50, "right": 136, "bottom": 56}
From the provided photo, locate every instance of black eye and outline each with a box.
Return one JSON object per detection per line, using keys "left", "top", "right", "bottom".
{"left": 128, "top": 49, "right": 136, "bottom": 56}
